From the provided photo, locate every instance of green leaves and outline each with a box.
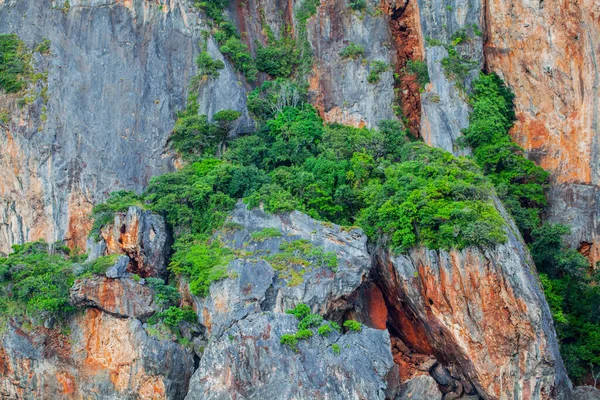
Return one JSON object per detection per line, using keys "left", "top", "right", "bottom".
{"left": 0, "top": 34, "right": 31, "bottom": 93}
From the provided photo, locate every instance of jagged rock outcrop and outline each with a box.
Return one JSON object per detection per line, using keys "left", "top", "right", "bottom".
{"left": 70, "top": 275, "right": 157, "bottom": 320}
{"left": 186, "top": 312, "right": 394, "bottom": 400}
{"left": 0, "top": 308, "right": 194, "bottom": 399}
{"left": 374, "top": 202, "right": 572, "bottom": 399}
{"left": 484, "top": 0, "right": 600, "bottom": 265}
{"left": 89, "top": 206, "right": 171, "bottom": 278}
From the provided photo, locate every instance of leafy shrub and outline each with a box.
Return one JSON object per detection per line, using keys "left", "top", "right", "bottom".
{"left": 462, "top": 73, "right": 549, "bottom": 237}
{"left": 405, "top": 59, "right": 429, "bottom": 88}
{"left": 339, "top": 43, "right": 365, "bottom": 60}
{"left": 280, "top": 333, "right": 299, "bottom": 351}
{"left": 298, "top": 313, "right": 323, "bottom": 329}
{"left": 160, "top": 306, "right": 197, "bottom": 329}
{"left": 195, "top": 51, "right": 225, "bottom": 79}
{"left": 256, "top": 32, "right": 300, "bottom": 78}
{"left": 90, "top": 190, "right": 143, "bottom": 235}
{"left": 440, "top": 46, "right": 478, "bottom": 83}
{"left": 250, "top": 227, "right": 282, "bottom": 242}
{"left": 332, "top": 343, "right": 341, "bottom": 354}
{"left": 295, "top": 328, "right": 313, "bottom": 339}
{"left": 146, "top": 277, "right": 181, "bottom": 306}
{"left": 318, "top": 323, "right": 333, "bottom": 336}
{"left": 348, "top": 0, "right": 366, "bottom": 11}
{"left": 343, "top": 319, "right": 362, "bottom": 332}
{"left": 84, "top": 254, "right": 121, "bottom": 275}
{"left": 367, "top": 61, "right": 389, "bottom": 84}
{"left": 286, "top": 303, "right": 311, "bottom": 320}
{"left": 0, "top": 241, "right": 76, "bottom": 323}
{"left": 169, "top": 236, "right": 233, "bottom": 296}
{"left": 0, "top": 34, "right": 31, "bottom": 93}
{"left": 246, "top": 78, "right": 306, "bottom": 121}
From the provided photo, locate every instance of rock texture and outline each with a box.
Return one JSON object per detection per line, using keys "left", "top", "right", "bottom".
{"left": 374, "top": 206, "right": 572, "bottom": 399}
{"left": 92, "top": 206, "right": 171, "bottom": 278}
{"left": 186, "top": 312, "right": 394, "bottom": 400}
{"left": 0, "top": 0, "right": 249, "bottom": 254}
{"left": 485, "top": 0, "right": 600, "bottom": 264}
{"left": 0, "top": 308, "right": 193, "bottom": 399}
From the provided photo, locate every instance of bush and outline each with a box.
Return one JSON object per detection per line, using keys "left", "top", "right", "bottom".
{"left": 195, "top": 51, "right": 225, "bottom": 79}
{"left": 146, "top": 277, "right": 181, "bottom": 306}
{"left": 160, "top": 306, "right": 197, "bottom": 329}
{"left": 405, "top": 59, "right": 429, "bottom": 88}
{"left": 256, "top": 32, "right": 300, "bottom": 78}
{"left": 318, "top": 323, "right": 333, "bottom": 336}
{"left": 343, "top": 319, "right": 362, "bottom": 332}
{"left": 298, "top": 313, "right": 323, "bottom": 329}
{"left": 339, "top": 43, "right": 365, "bottom": 60}
{"left": 0, "top": 241, "right": 76, "bottom": 323}
{"left": 250, "top": 227, "right": 282, "bottom": 242}
{"left": 462, "top": 73, "right": 549, "bottom": 237}
{"left": 348, "top": 0, "right": 366, "bottom": 11}
{"left": 286, "top": 303, "right": 311, "bottom": 320}
{"left": 0, "top": 34, "right": 31, "bottom": 93}
{"left": 367, "top": 61, "right": 389, "bottom": 84}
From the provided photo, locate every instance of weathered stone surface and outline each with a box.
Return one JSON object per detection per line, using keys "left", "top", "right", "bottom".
{"left": 96, "top": 207, "right": 171, "bottom": 278}
{"left": 70, "top": 275, "right": 157, "bottom": 320}
{"left": 104, "top": 255, "right": 130, "bottom": 279}
{"left": 397, "top": 375, "right": 443, "bottom": 400}
{"left": 0, "top": 0, "right": 250, "bottom": 254}
{"left": 416, "top": 0, "right": 482, "bottom": 155}
{"left": 185, "top": 312, "right": 394, "bottom": 400}
{"left": 221, "top": 202, "right": 371, "bottom": 313}
{"left": 574, "top": 386, "right": 600, "bottom": 400}
{"left": 0, "top": 309, "right": 194, "bottom": 399}
{"left": 374, "top": 218, "right": 572, "bottom": 399}
{"left": 485, "top": 0, "right": 600, "bottom": 265}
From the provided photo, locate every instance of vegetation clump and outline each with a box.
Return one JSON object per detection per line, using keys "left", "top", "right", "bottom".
{"left": 367, "top": 61, "right": 390, "bottom": 84}
{"left": 405, "top": 59, "right": 429, "bottom": 89}
{"left": 0, "top": 34, "right": 32, "bottom": 93}
{"left": 250, "top": 227, "right": 282, "bottom": 242}
{"left": 339, "top": 43, "right": 365, "bottom": 60}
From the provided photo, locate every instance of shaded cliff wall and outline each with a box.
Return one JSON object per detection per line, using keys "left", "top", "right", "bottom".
{"left": 485, "top": 0, "right": 600, "bottom": 264}
{"left": 0, "top": 0, "right": 251, "bottom": 254}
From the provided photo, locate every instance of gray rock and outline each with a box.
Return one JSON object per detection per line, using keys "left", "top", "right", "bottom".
{"left": 97, "top": 207, "right": 171, "bottom": 278}
{"left": 574, "top": 386, "right": 600, "bottom": 400}
{"left": 86, "top": 237, "right": 107, "bottom": 262}
{"left": 397, "top": 375, "right": 443, "bottom": 400}
{"left": 417, "top": 0, "right": 483, "bottom": 155}
{"left": 70, "top": 274, "right": 157, "bottom": 320}
{"left": 105, "top": 255, "right": 130, "bottom": 279}
{"left": 185, "top": 312, "right": 394, "bottom": 400}
{"left": 218, "top": 202, "right": 372, "bottom": 315}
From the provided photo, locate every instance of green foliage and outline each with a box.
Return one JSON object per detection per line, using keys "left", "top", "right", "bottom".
{"left": 339, "top": 43, "right": 365, "bottom": 60}
{"left": 195, "top": 51, "right": 225, "bottom": 80}
{"left": 348, "top": 0, "right": 366, "bottom": 11}
{"left": 317, "top": 323, "right": 333, "bottom": 336}
{"left": 169, "top": 236, "right": 233, "bottom": 296}
{"left": 84, "top": 254, "right": 121, "bottom": 275}
{"left": 331, "top": 343, "right": 341, "bottom": 354}
{"left": 462, "top": 73, "right": 549, "bottom": 236}
{"left": 0, "top": 241, "right": 76, "bottom": 323}
{"left": 33, "top": 39, "right": 51, "bottom": 55}
{"left": 343, "top": 319, "right": 362, "bottom": 332}
{"left": 295, "top": 328, "right": 313, "bottom": 339}
{"left": 256, "top": 29, "right": 300, "bottom": 78}
{"left": 280, "top": 333, "right": 299, "bottom": 351}
{"left": 298, "top": 313, "right": 323, "bottom": 329}
{"left": 530, "top": 225, "right": 600, "bottom": 384}
{"left": 250, "top": 227, "right": 282, "bottom": 242}
{"left": 0, "top": 34, "right": 31, "bottom": 93}
{"left": 160, "top": 306, "right": 197, "bottom": 328}
{"left": 90, "top": 190, "right": 143, "bottom": 235}
{"left": 440, "top": 45, "right": 478, "bottom": 83}
{"left": 367, "top": 61, "right": 389, "bottom": 84}
{"left": 405, "top": 59, "right": 429, "bottom": 88}
{"left": 146, "top": 277, "right": 181, "bottom": 307}
{"left": 286, "top": 303, "right": 311, "bottom": 320}
{"left": 246, "top": 79, "right": 306, "bottom": 121}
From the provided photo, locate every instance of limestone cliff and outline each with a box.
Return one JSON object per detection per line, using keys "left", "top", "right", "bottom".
{"left": 1, "top": 0, "right": 600, "bottom": 398}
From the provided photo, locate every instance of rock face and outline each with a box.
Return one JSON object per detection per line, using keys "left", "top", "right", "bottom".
{"left": 416, "top": 0, "right": 483, "bottom": 155}
{"left": 92, "top": 206, "right": 171, "bottom": 278}
{"left": 185, "top": 203, "right": 396, "bottom": 398}
{"left": 485, "top": 0, "right": 600, "bottom": 264}
{"left": 186, "top": 312, "right": 394, "bottom": 400}
{"left": 375, "top": 208, "right": 572, "bottom": 399}
{"left": 0, "top": 308, "right": 194, "bottom": 399}
{"left": 0, "top": 0, "right": 250, "bottom": 254}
